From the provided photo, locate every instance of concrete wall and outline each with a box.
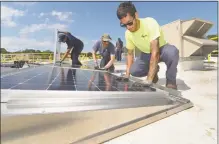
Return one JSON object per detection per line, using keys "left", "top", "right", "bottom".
{"left": 192, "top": 45, "right": 218, "bottom": 57}
{"left": 161, "top": 20, "right": 183, "bottom": 57}
{"left": 162, "top": 18, "right": 217, "bottom": 58}
{"left": 182, "top": 19, "right": 195, "bottom": 35}
{"left": 182, "top": 19, "right": 213, "bottom": 38}
{"left": 182, "top": 38, "right": 201, "bottom": 57}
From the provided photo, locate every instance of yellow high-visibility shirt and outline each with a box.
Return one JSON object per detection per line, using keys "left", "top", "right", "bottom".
{"left": 125, "top": 17, "right": 167, "bottom": 53}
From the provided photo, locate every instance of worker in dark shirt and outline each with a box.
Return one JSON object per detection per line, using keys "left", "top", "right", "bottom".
{"left": 116, "top": 38, "right": 123, "bottom": 61}
{"left": 58, "top": 31, "right": 84, "bottom": 67}
{"left": 92, "top": 34, "right": 116, "bottom": 72}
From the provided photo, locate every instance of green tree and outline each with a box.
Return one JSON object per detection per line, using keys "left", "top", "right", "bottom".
{"left": 87, "top": 52, "right": 92, "bottom": 57}
{"left": 36, "top": 50, "right": 41, "bottom": 53}
{"left": 207, "top": 34, "right": 218, "bottom": 42}
{"left": 42, "top": 50, "right": 53, "bottom": 53}
{"left": 0, "top": 48, "right": 8, "bottom": 53}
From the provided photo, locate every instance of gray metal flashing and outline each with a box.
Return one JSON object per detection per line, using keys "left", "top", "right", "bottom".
{"left": 1, "top": 90, "right": 175, "bottom": 116}
{"left": 183, "top": 36, "right": 218, "bottom": 46}
{"left": 72, "top": 102, "right": 193, "bottom": 144}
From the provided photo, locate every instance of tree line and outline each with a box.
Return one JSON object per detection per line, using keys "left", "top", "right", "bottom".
{"left": 0, "top": 48, "right": 53, "bottom": 54}
{"left": 0, "top": 48, "right": 95, "bottom": 58}
{"left": 1, "top": 34, "right": 217, "bottom": 55}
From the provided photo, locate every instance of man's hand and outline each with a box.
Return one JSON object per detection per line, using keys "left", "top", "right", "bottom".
{"left": 94, "top": 62, "right": 99, "bottom": 69}
{"left": 94, "top": 66, "right": 107, "bottom": 71}
{"left": 95, "top": 61, "right": 99, "bottom": 66}
{"left": 116, "top": 74, "right": 129, "bottom": 82}
{"left": 56, "top": 60, "right": 63, "bottom": 66}
{"left": 98, "top": 67, "right": 107, "bottom": 71}
{"left": 94, "top": 65, "right": 99, "bottom": 69}
{"left": 133, "top": 79, "right": 153, "bottom": 87}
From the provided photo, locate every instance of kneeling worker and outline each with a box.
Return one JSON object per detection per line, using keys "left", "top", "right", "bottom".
{"left": 92, "top": 34, "right": 116, "bottom": 72}
{"left": 58, "top": 31, "right": 84, "bottom": 67}
{"left": 116, "top": 2, "right": 179, "bottom": 89}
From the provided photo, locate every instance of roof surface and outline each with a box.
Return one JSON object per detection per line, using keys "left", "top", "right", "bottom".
{"left": 105, "top": 60, "right": 217, "bottom": 144}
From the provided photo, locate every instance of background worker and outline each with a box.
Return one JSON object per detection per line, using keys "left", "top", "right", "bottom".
{"left": 116, "top": 38, "right": 123, "bottom": 61}
{"left": 58, "top": 31, "right": 84, "bottom": 67}
{"left": 92, "top": 34, "right": 116, "bottom": 72}
{"left": 116, "top": 2, "right": 179, "bottom": 90}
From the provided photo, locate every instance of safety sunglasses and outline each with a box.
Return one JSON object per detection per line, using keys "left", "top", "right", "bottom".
{"left": 120, "top": 17, "right": 135, "bottom": 28}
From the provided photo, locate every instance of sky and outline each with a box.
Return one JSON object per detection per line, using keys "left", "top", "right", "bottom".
{"left": 1, "top": 1, "right": 218, "bottom": 53}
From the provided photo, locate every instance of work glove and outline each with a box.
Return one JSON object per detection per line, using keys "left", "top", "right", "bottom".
{"left": 56, "top": 60, "right": 63, "bottom": 66}
{"left": 98, "top": 67, "right": 107, "bottom": 71}
{"left": 94, "top": 62, "right": 99, "bottom": 69}
{"left": 94, "top": 65, "right": 106, "bottom": 71}
{"left": 115, "top": 74, "right": 129, "bottom": 82}
{"left": 132, "top": 79, "right": 153, "bottom": 87}
{"left": 94, "top": 65, "right": 99, "bottom": 70}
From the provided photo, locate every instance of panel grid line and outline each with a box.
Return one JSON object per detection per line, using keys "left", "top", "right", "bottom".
{"left": 111, "top": 85, "right": 120, "bottom": 91}
{"left": 46, "top": 71, "right": 61, "bottom": 90}
{"left": 80, "top": 71, "right": 101, "bottom": 91}
{"left": 8, "top": 72, "right": 47, "bottom": 89}
{"left": 72, "top": 70, "right": 77, "bottom": 91}
{"left": 1, "top": 67, "right": 36, "bottom": 78}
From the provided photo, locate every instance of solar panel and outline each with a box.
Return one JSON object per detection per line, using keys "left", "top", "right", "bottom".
{"left": 1, "top": 64, "right": 193, "bottom": 144}
{"left": 1, "top": 65, "right": 157, "bottom": 92}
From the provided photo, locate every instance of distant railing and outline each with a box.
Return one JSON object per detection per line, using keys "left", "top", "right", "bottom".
{"left": 207, "top": 36, "right": 218, "bottom": 61}
{"left": 1, "top": 53, "right": 101, "bottom": 63}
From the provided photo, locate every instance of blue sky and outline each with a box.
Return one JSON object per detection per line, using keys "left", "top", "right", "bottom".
{"left": 1, "top": 1, "right": 218, "bottom": 52}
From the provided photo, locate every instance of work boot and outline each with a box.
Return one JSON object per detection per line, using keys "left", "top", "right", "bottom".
{"left": 166, "top": 83, "right": 178, "bottom": 90}
{"left": 166, "top": 78, "right": 178, "bottom": 90}
{"left": 152, "top": 65, "right": 160, "bottom": 83}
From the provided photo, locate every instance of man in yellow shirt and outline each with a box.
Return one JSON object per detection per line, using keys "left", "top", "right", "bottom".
{"left": 116, "top": 2, "right": 179, "bottom": 90}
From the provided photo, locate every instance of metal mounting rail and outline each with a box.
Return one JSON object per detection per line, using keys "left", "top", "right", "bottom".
{"left": 2, "top": 90, "right": 176, "bottom": 116}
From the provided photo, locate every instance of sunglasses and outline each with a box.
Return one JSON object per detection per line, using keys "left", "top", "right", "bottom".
{"left": 120, "top": 17, "right": 135, "bottom": 28}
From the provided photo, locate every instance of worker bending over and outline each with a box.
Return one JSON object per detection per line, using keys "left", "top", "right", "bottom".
{"left": 116, "top": 2, "right": 179, "bottom": 90}
{"left": 58, "top": 31, "right": 84, "bottom": 67}
{"left": 92, "top": 34, "right": 116, "bottom": 72}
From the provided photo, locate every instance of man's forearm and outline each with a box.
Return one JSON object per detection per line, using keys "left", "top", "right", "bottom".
{"left": 61, "top": 52, "right": 69, "bottom": 61}
{"left": 126, "top": 51, "right": 133, "bottom": 76}
{"left": 61, "top": 54, "right": 67, "bottom": 62}
{"left": 147, "top": 38, "right": 160, "bottom": 81}
{"left": 92, "top": 53, "right": 97, "bottom": 61}
{"left": 105, "top": 59, "right": 114, "bottom": 69}
{"left": 61, "top": 49, "right": 71, "bottom": 61}
{"left": 147, "top": 52, "right": 159, "bottom": 81}
{"left": 92, "top": 52, "right": 98, "bottom": 65}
